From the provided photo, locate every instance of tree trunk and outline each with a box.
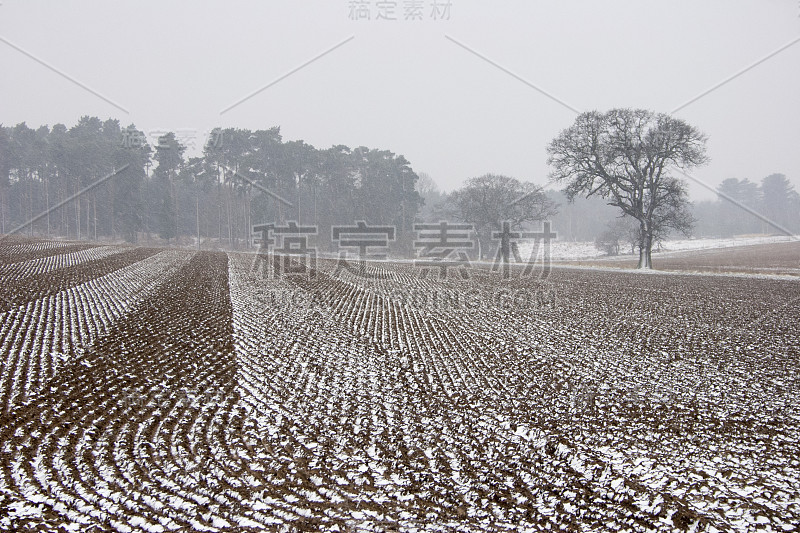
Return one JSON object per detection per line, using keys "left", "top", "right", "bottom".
{"left": 45, "top": 176, "right": 50, "bottom": 237}
{"left": 196, "top": 194, "right": 200, "bottom": 250}
{"left": 28, "top": 176, "right": 33, "bottom": 236}
{"left": 313, "top": 186, "right": 318, "bottom": 227}
{"left": 60, "top": 182, "right": 66, "bottom": 236}
{"left": 297, "top": 180, "right": 302, "bottom": 224}
{"left": 227, "top": 190, "right": 232, "bottom": 247}
{"left": 1, "top": 186, "right": 5, "bottom": 234}
{"left": 499, "top": 222, "right": 511, "bottom": 276}
{"left": 246, "top": 195, "right": 251, "bottom": 249}
{"left": 637, "top": 225, "right": 652, "bottom": 269}
{"left": 217, "top": 183, "right": 222, "bottom": 247}
{"left": 76, "top": 192, "right": 81, "bottom": 240}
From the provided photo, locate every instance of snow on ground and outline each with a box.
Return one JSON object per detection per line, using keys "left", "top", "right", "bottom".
{"left": 523, "top": 235, "right": 797, "bottom": 261}
{"left": 654, "top": 235, "right": 795, "bottom": 253}
{"left": 2, "top": 239, "right": 799, "bottom": 531}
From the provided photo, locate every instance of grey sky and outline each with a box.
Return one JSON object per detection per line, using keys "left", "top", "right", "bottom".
{"left": 1, "top": 1, "right": 798, "bottom": 200}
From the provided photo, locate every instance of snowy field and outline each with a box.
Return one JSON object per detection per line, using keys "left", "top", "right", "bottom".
{"left": 0, "top": 237, "right": 799, "bottom": 532}
{"left": 653, "top": 235, "right": 795, "bottom": 254}
{"left": 541, "top": 235, "right": 796, "bottom": 261}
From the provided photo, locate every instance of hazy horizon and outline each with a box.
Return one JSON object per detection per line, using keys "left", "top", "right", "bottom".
{"left": 2, "top": 1, "right": 798, "bottom": 201}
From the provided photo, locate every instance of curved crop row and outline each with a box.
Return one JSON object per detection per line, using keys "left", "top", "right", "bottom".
{"left": 0, "top": 250, "right": 193, "bottom": 413}
{"left": 0, "top": 242, "right": 797, "bottom": 532}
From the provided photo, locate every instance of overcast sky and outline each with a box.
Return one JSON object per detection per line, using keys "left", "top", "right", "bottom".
{"left": 1, "top": 1, "right": 798, "bottom": 200}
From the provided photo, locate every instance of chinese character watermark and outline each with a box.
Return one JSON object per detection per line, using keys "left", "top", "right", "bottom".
{"left": 430, "top": 0, "right": 452, "bottom": 20}
{"left": 120, "top": 126, "right": 147, "bottom": 149}
{"left": 413, "top": 221, "right": 473, "bottom": 279}
{"left": 120, "top": 127, "right": 224, "bottom": 151}
{"left": 349, "top": 0, "right": 371, "bottom": 20}
{"left": 332, "top": 221, "right": 395, "bottom": 278}
{"left": 404, "top": 0, "right": 424, "bottom": 20}
{"left": 348, "top": 0, "right": 452, "bottom": 21}
{"left": 252, "top": 222, "right": 318, "bottom": 279}
{"left": 491, "top": 221, "right": 556, "bottom": 279}
{"left": 206, "top": 128, "right": 224, "bottom": 150}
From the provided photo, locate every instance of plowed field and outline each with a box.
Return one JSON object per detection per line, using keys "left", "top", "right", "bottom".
{"left": 1, "top": 238, "right": 798, "bottom": 532}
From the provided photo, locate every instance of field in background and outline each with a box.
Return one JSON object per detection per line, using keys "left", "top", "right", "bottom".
{"left": 551, "top": 237, "right": 800, "bottom": 277}
{"left": 0, "top": 236, "right": 798, "bottom": 532}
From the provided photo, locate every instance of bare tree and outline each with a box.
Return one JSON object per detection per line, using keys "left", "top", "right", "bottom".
{"left": 448, "top": 174, "right": 557, "bottom": 259}
{"left": 547, "top": 109, "right": 707, "bottom": 268}
{"left": 416, "top": 172, "right": 448, "bottom": 222}
{"left": 416, "top": 172, "right": 439, "bottom": 197}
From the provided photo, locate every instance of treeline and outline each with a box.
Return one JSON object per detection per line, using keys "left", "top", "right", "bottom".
{"left": 545, "top": 175, "right": 799, "bottom": 247}
{"left": 569, "top": 173, "right": 800, "bottom": 256}
{"left": 0, "top": 117, "right": 422, "bottom": 251}
{"left": 693, "top": 174, "right": 800, "bottom": 237}
{"left": 3, "top": 116, "right": 795, "bottom": 253}
{"left": 0, "top": 118, "right": 148, "bottom": 243}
